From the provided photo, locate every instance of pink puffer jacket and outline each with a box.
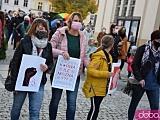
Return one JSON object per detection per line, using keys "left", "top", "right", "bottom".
{"left": 50, "top": 26, "right": 89, "bottom": 76}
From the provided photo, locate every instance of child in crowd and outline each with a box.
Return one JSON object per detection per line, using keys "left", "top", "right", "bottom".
{"left": 126, "top": 46, "right": 137, "bottom": 78}
{"left": 83, "top": 35, "right": 115, "bottom": 120}
{"left": 86, "top": 38, "right": 97, "bottom": 58}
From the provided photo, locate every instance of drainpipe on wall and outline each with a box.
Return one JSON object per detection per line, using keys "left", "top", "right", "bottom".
{"left": 101, "top": 0, "right": 107, "bottom": 29}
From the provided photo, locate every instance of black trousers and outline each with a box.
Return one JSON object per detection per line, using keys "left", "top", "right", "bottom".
{"left": 87, "top": 96, "right": 104, "bottom": 120}
{"left": 120, "top": 59, "right": 125, "bottom": 70}
{"left": 128, "top": 71, "right": 131, "bottom": 78}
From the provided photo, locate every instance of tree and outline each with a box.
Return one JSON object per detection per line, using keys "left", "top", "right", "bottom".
{"left": 50, "top": 0, "right": 98, "bottom": 19}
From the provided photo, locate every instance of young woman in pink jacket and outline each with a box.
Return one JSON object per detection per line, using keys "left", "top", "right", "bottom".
{"left": 49, "top": 12, "right": 89, "bottom": 120}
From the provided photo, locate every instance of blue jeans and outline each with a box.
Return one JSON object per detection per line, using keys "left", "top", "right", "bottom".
{"left": 128, "top": 88, "right": 159, "bottom": 120}
{"left": 49, "top": 76, "right": 80, "bottom": 120}
{"left": 5, "top": 28, "right": 13, "bottom": 43}
{"left": 11, "top": 85, "right": 44, "bottom": 120}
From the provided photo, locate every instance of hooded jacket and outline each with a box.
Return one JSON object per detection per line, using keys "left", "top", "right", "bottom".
{"left": 82, "top": 50, "right": 112, "bottom": 98}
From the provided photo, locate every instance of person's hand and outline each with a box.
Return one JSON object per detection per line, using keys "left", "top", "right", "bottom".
{"left": 18, "top": 33, "right": 21, "bottom": 36}
{"left": 109, "top": 72, "right": 114, "bottom": 77}
{"left": 40, "top": 64, "right": 48, "bottom": 72}
{"left": 62, "top": 51, "right": 70, "bottom": 60}
{"left": 116, "top": 69, "right": 120, "bottom": 75}
{"left": 139, "top": 80, "right": 145, "bottom": 87}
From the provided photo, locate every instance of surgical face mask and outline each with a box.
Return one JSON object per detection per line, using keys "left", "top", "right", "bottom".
{"left": 10, "top": 13, "right": 13, "bottom": 17}
{"left": 71, "top": 22, "right": 82, "bottom": 30}
{"left": 19, "top": 14, "right": 23, "bottom": 17}
{"left": 113, "top": 29, "right": 118, "bottom": 34}
{"left": 102, "top": 29, "right": 106, "bottom": 33}
{"left": 36, "top": 30, "right": 48, "bottom": 39}
{"left": 115, "top": 29, "right": 118, "bottom": 33}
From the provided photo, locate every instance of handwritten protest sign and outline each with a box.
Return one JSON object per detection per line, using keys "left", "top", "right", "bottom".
{"left": 52, "top": 55, "right": 81, "bottom": 91}
{"left": 15, "top": 54, "right": 46, "bottom": 92}
{"left": 107, "top": 63, "right": 120, "bottom": 94}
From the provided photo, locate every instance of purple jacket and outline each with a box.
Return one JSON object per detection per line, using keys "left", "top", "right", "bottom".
{"left": 50, "top": 26, "right": 89, "bottom": 75}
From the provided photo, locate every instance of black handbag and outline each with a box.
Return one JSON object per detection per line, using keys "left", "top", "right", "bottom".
{"left": 121, "top": 77, "right": 142, "bottom": 97}
{"left": 4, "top": 62, "right": 15, "bottom": 92}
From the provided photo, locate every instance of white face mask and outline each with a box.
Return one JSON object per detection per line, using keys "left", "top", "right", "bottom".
{"left": 114, "top": 29, "right": 118, "bottom": 34}
{"left": 102, "top": 29, "right": 106, "bottom": 33}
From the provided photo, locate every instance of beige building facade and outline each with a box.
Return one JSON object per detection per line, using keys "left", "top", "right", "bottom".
{"left": 95, "top": 0, "right": 160, "bottom": 46}
{"left": 1, "top": 0, "right": 51, "bottom": 16}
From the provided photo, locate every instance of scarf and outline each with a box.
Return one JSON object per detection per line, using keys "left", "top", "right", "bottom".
{"left": 31, "top": 35, "right": 48, "bottom": 49}
{"left": 141, "top": 40, "right": 160, "bottom": 73}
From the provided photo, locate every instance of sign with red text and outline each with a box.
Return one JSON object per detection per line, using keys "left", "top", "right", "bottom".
{"left": 51, "top": 55, "right": 81, "bottom": 91}
{"left": 107, "top": 63, "right": 120, "bottom": 94}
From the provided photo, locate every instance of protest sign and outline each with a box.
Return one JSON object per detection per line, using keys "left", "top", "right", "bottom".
{"left": 107, "top": 63, "right": 120, "bottom": 94}
{"left": 15, "top": 54, "right": 46, "bottom": 92}
{"left": 52, "top": 55, "right": 81, "bottom": 91}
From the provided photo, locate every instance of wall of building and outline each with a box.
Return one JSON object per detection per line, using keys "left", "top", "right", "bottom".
{"left": 94, "top": 0, "right": 160, "bottom": 46}
{"left": 1, "top": 0, "right": 51, "bottom": 16}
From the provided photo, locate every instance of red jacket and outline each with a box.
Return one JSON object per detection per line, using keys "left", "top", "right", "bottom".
{"left": 127, "top": 56, "right": 134, "bottom": 72}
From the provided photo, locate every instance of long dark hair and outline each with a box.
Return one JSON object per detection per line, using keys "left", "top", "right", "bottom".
{"left": 94, "top": 35, "right": 114, "bottom": 53}
{"left": 0, "top": 11, "right": 5, "bottom": 27}
{"left": 109, "top": 24, "right": 115, "bottom": 34}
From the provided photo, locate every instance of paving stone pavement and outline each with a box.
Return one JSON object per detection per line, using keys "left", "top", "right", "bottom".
{"left": 0, "top": 42, "right": 157, "bottom": 120}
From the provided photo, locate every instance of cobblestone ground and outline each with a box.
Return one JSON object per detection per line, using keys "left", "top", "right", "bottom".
{"left": 0, "top": 42, "right": 155, "bottom": 120}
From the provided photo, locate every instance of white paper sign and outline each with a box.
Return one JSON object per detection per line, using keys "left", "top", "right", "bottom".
{"left": 15, "top": 54, "right": 46, "bottom": 92}
{"left": 107, "top": 63, "right": 120, "bottom": 94}
{"left": 52, "top": 55, "right": 81, "bottom": 91}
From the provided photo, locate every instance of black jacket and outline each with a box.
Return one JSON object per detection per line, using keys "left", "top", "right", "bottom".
{"left": 109, "top": 33, "right": 121, "bottom": 62}
{"left": 132, "top": 45, "right": 160, "bottom": 83}
{"left": 11, "top": 36, "right": 53, "bottom": 89}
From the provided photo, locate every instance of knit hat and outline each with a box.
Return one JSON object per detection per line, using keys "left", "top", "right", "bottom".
{"left": 151, "top": 30, "right": 160, "bottom": 41}
{"left": 24, "top": 15, "right": 30, "bottom": 20}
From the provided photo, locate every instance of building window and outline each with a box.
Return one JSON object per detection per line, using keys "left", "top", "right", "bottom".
{"left": 128, "top": 0, "right": 136, "bottom": 16}
{"left": 14, "top": 0, "right": 18, "bottom": 5}
{"left": 122, "top": 7, "right": 127, "bottom": 16}
{"left": 23, "top": 0, "right": 28, "bottom": 7}
{"left": 132, "top": 0, "right": 136, "bottom": 5}
{"left": 38, "top": 2, "right": 43, "bottom": 10}
{"left": 124, "top": 0, "right": 128, "bottom": 5}
{"left": 114, "top": 0, "right": 122, "bottom": 22}
{"left": 4, "top": 0, "right": 9, "bottom": 3}
{"left": 130, "top": 6, "right": 134, "bottom": 16}
{"left": 118, "top": 0, "right": 121, "bottom": 6}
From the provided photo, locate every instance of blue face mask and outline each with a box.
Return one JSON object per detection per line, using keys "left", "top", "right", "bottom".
{"left": 10, "top": 13, "right": 13, "bottom": 17}
{"left": 19, "top": 14, "right": 23, "bottom": 17}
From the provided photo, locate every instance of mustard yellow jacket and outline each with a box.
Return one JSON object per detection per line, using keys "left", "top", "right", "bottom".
{"left": 82, "top": 50, "right": 112, "bottom": 98}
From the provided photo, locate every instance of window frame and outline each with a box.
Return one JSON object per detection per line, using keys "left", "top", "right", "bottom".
{"left": 23, "top": 0, "right": 28, "bottom": 7}
{"left": 14, "top": 0, "right": 19, "bottom": 5}
{"left": 38, "top": 2, "right": 43, "bottom": 10}
{"left": 4, "top": 0, "right": 9, "bottom": 3}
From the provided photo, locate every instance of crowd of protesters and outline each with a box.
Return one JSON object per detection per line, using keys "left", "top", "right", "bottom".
{"left": 0, "top": 9, "right": 160, "bottom": 120}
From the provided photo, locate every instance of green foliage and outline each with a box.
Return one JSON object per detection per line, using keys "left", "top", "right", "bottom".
{"left": 50, "top": 0, "right": 98, "bottom": 19}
